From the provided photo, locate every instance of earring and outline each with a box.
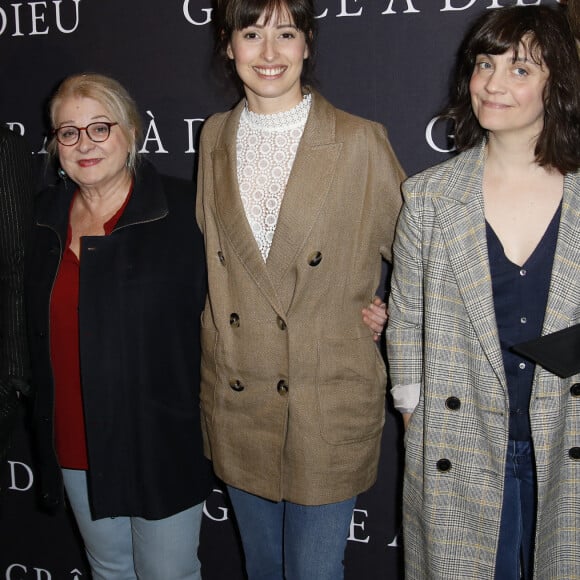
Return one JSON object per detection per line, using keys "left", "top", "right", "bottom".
{"left": 57, "top": 167, "right": 67, "bottom": 180}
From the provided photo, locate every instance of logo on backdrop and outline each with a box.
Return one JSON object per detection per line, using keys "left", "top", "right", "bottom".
{"left": 183, "top": 0, "right": 562, "bottom": 24}
{"left": 204, "top": 488, "right": 400, "bottom": 549}
{"left": 4, "top": 564, "right": 84, "bottom": 579}
{"left": 7, "top": 112, "right": 453, "bottom": 158}
{"left": 426, "top": 116, "right": 456, "bottom": 154}
{"left": 5, "top": 460, "right": 34, "bottom": 492}
{"left": 5, "top": 112, "right": 207, "bottom": 156}
{"left": 0, "top": 0, "right": 81, "bottom": 37}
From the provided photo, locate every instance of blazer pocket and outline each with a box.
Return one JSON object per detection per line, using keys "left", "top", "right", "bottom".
{"left": 316, "top": 336, "right": 386, "bottom": 445}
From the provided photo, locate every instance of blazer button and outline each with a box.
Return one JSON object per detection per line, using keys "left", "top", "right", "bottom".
{"left": 436, "top": 458, "right": 452, "bottom": 472}
{"left": 308, "top": 251, "right": 322, "bottom": 267}
{"left": 570, "top": 383, "right": 580, "bottom": 397}
{"left": 569, "top": 447, "right": 580, "bottom": 460}
{"left": 277, "top": 380, "right": 289, "bottom": 396}
{"left": 230, "top": 313, "right": 240, "bottom": 328}
{"left": 445, "top": 396, "right": 461, "bottom": 411}
{"left": 276, "top": 316, "right": 287, "bottom": 331}
{"left": 230, "top": 379, "right": 244, "bottom": 392}
{"left": 218, "top": 251, "right": 226, "bottom": 265}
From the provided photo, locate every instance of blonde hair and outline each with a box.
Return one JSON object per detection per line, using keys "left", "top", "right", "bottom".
{"left": 48, "top": 73, "right": 143, "bottom": 172}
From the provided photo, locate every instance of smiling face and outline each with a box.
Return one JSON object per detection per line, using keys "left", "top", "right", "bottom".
{"left": 226, "top": 7, "right": 309, "bottom": 114}
{"left": 54, "top": 95, "right": 132, "bottom": 192}
{"left": 469, "top": 41, "right": 549, "bottom": 141}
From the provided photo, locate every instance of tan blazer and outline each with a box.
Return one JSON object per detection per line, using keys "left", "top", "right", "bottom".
{"left": 387, "top": 142, "right": 580, "bottom": 579}
{"left": 196, "top": 91, "right": 404, "bottom": 504}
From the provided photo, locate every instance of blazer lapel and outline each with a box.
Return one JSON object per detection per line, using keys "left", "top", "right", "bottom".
{"left": 433, "top": 144, "right": 506, "bottom": 386}
{"left": 212, "top": 101, "right": 285, "bottom": 315}
{"left": 542, "top": 171, "right": 580, "bottom": 334}
{"left": 266, "top": 92, "right": 342, "bottom": 304}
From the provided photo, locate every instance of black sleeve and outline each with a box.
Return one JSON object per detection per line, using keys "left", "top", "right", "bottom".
{"left": 0, "top": 128, "right": 35, "bottom": 393}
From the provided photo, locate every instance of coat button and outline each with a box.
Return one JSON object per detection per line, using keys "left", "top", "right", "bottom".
{"left": 571, "top": 383, "right": 580, "bottom": 397}
{"left": 277, "top": 380, "right": 289, "bottom": 395}
{"left": 436, "top": 458, "right": 451, "bottom": 472}
{"left": 230, "top": 379, "right": 244, "bottom": 392}
{"left": 276, "top": 316, "right": 287, "bottom": 331}
{"left": 569, "top": 447, "right": 580, "bottom": 460}
{"left": 445, "top": 396, "right": 461, "bottom": 410}
{"left": 218, "top": 251, "right": 226, "bottom": 265}
{"left": 308, "top": 251, "right": 322, "bottom": 267}
{"left": 230, "top": 313, "right": 240, "bottom": 328}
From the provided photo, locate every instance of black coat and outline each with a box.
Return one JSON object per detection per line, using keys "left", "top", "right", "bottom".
{"left": 26, "top": 160, "right": 213, "bottom": 519}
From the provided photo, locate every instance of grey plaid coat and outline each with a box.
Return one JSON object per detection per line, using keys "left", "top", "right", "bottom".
{"left": 387, "top": 142, "right": 580, "bottom": 579}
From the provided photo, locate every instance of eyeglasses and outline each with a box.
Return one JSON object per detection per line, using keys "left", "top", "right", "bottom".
{"left": 53, "top": 122, "right": 119, "bottom": 146}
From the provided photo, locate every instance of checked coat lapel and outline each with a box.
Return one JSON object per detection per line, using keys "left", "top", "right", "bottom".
{"left": 542, "top": 172, "right": 580, "bottom": 335}
{"left": 432, "top": 144, "right": 507, "bottom": 389}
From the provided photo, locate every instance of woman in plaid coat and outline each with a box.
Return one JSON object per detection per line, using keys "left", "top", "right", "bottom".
{"left": 387, "top": 6, "right": 580, "bottom": 579}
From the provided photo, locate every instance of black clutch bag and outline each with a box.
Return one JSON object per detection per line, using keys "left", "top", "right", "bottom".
{"left": 511, "top": 323, "right": 580, "bottom": 378}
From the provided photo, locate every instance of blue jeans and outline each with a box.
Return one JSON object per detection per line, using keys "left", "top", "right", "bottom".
{"left": 227, "top": 485, "right": 356, "bottom": 580}
{"left": 494, "top": 440, "right": 537, "bottom": 580}
{"left": 62, "top": 469, "right": 204, "bottom": 580}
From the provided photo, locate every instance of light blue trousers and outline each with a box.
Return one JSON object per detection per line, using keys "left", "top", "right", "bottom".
{"left": 62, "top": 468, "right": 204, "bottom": 580}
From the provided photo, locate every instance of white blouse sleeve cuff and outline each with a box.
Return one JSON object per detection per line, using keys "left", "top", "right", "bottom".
{"left": 391, "top": 383, "right": 420, "bottom": 414}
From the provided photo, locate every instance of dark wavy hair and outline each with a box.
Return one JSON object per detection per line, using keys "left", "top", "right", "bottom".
{"left": 443, "top": 5, "right": 580, "bottom": 174}
{"left": 213, "top": 0, "right": 316, "bottom": 87}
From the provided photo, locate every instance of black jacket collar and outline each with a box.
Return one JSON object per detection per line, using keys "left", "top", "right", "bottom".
{"left": 35, "top": 159, "right": 168, "bottom": 240}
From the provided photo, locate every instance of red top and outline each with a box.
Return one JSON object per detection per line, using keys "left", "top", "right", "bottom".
{"left": 50, "top": 189, "right": 131, "bottom": 469}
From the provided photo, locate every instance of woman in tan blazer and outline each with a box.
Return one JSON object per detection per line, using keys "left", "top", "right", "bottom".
{"left": 196, "top": 0, "right": 404, "bottom": 577}
{"left": 387, "top": 6, "right": 580, "bottom": 579}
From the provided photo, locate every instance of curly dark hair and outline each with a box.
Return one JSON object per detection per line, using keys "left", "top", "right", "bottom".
{"left": 213, "top": 0, "right": 316, "bottom": 88}
{"left": 443, "top": 5, "right": 580, "bottom": 174}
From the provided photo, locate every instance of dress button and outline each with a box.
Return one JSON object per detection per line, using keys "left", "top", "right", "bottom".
{"left": 445, "top": 396, "right": 461, "bottom": 411}
{"left": 569, "top": 447, "right": 580, "bottom": 460}
{"left": 276, "top": 316, "right": 287, "bottom": 331}
{"left": 230, "top": 313, "right": 240, "bottom": 328}
{"left": 277, "top": 380, "right": 289, "bottom": 395}
{"left": 230, "top": 379, "right": 244, "bottom": 392}
{"left": 519, "top": 269, "right": 527, "bottom": 276}
{"left": 308, "top": 251, "right": 322, "bottom": 267}
{"left": 436, "top": 458, "right": 451, "bottom": 472}
{"left": 520, "top": 317, "right": 527, "bottom": 324}
{"left": 571, "top": 383, "right": 580, "bottom": 397}
{"left": 218, "top": 251, "right": 226, "bottom": 265}
{"left": 519, "top": 362, "right": 526, "bottom": 370}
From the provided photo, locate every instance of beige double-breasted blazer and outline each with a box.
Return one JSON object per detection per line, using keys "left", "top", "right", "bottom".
{"left": 196, "top": 91, "right": 404, "bottom": 504}
{"left": 387, "top": 142, "right": 580, "bottom": 579}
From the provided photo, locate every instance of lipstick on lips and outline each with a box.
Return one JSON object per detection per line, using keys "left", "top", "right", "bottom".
{"left": 78, "top": 158, "right": 102, "bottom": 168}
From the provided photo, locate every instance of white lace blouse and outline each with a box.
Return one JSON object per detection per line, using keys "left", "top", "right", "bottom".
{"left": 236, "top": 93, "right": 312, "bottom": 261}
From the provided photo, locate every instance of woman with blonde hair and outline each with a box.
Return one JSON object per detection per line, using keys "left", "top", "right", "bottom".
{"left": 27, "top": 73, "right": 213, "bottom": 579}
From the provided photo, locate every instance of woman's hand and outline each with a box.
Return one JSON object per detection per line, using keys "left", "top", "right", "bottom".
{"left": 362, "top": 296, "right": 388, "bottom": 342}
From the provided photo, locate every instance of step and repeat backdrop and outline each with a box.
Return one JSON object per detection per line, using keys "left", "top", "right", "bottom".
{"left": 0, "top": 1, "right": 563, "bottom": 579}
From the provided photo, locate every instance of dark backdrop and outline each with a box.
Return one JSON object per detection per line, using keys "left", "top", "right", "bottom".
{"left": 0, "top": 1, "right": 562, "bottom": 578}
